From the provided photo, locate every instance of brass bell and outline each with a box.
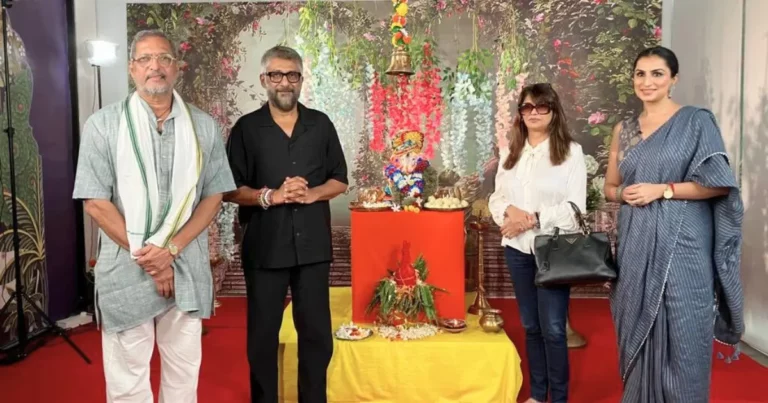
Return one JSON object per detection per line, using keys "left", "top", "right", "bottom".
{"left": 386, "top": 46, "right": 414, "bottom": 76}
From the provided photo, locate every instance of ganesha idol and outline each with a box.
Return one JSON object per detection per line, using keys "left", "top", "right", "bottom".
{"left": 383, "top": 130, "right": 437, "bottom": 206}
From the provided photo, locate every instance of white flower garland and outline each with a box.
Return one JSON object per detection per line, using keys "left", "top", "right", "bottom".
{"left": 468, "top": 74, "right": 494, "bottom": 180}
{"left": 376, "top": 323, "right": 440, "bottom": 341}
{"left": 447, "top": 73, "right": 473, "bottom": 176}
{"left": 217, "top": 202, "right": 238, "bottom": 261}
{"left": 439, "top": 102, "right": 453, "bottom": 172}
{"left": 295, "top": 31, "right": 360, "bottom": 159}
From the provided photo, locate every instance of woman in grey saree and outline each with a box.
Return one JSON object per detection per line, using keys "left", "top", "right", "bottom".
{"left": 604, "top": 47, "right": 744, "bottom": 402}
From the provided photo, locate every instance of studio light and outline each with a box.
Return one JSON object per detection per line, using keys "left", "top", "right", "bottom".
{"left": 86, "top": 40, "right": 118, "bottom": 67}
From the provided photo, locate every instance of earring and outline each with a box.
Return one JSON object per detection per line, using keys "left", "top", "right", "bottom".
{"left": 668, "top": 85, "right": 675, "bottom": 98}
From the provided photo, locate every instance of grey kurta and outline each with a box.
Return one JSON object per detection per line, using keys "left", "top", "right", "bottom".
{"left": 73, "top": 94, "right": 236, "bottom": 334}
{"left": 610, "top": 106, "right": 744, "bottom": 402}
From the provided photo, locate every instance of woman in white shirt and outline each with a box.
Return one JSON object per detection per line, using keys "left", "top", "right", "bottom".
{"left": 489, "top": 83, "right": 587, "bottom": 403}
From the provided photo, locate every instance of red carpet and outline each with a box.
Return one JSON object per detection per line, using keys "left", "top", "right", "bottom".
{"left": 0, "top": 296, "right": 765, "bottom": 402}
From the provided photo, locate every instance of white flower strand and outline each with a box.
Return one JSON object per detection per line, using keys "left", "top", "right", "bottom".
{"left": 449, "top": 73, "right": 473, "bottom": 176}
{"left": 468, "top": 74, "right": 495, "bottom": 180}
{"left": 216, "top": 202, "right": 238, "bottom": 261}
{"left": 295, "top": 31, "right": 360, "bottom": 160}
{"left": 376, "top": 323, "right": 440, "bottom": 341}
{"left": 439, "top": 103, "right": 454, "bottom": 172}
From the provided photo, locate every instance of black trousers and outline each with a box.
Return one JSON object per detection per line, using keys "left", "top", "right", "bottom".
{"left": 244, "top": 262, "right": 333, "bottom": 403}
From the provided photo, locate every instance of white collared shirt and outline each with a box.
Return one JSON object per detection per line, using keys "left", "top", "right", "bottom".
{"left": 488, "top": 138, "right": 587, "bottom": 254}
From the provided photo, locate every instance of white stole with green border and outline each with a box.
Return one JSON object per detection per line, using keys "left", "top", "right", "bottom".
{"left": 116, "top": 90, "right": 201, "bottom": 257}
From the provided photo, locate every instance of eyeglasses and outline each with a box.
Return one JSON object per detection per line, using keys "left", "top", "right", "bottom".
{"left": 264, "top": 71, "right": 302, "bottom": 84}
{"left": 518, "top": 103, "right": 552, "bottom": 116}
{"left": 132, "top": 53, "right": 176, "bottom": 67}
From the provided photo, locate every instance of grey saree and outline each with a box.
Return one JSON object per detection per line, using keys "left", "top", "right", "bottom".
{"left": 610, "top": 106, "right": 744, "bottom": 402}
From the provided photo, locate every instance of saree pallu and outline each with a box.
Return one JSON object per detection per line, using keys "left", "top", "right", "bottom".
{"left": 610, "top": 106, "right": 744, "bottom": 402}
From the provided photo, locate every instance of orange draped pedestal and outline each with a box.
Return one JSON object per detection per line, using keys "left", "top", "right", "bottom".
{"left": 350, "top": 210, "right": 466, "bottom": 323}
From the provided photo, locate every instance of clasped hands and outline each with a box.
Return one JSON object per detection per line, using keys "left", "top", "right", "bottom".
{"left": 134, "top": 244, "right": 175, "bottom": 299}
{"left": 622, "top": 183, "right": 666, "bottom": 207}
{"left": 500, "top": 205, "right": 537, "bottom": 239}
{"left": 273, "top": 176, "right": 319, "bottom": 205}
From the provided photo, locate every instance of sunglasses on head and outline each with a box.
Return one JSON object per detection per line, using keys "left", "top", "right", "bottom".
{"left": 518, "top": 103, "right": 552, "bottom": 116}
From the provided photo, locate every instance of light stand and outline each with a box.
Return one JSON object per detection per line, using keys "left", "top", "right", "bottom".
{"left": 0, "top": 0, "right": 90, "bottom": 365}
{"left": 79, "top": 39, "right": 116, "bottom": 315}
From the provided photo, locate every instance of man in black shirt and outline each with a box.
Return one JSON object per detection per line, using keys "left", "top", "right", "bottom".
{"left": 224, "top": 45, "right": 348, "bottom": 403}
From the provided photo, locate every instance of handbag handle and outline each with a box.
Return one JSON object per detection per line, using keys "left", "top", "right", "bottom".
{"left": 567, "top": 201, "right": 591, "bottom": 235}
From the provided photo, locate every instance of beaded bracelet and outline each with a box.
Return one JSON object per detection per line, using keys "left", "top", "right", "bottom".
{"left": 259, "top": 187, "right": 269, "bottom": 209}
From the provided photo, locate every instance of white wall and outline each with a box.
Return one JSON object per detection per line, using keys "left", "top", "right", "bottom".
{"left": 667, "top": 0, "right": 743, "bottom": 164}
{"left": 668, "top": 0, "right": 768, "bottom": 355}
{"left": 740, "top": 0, "right": 768, "bottom": 355}
{"left": 74, "top": 0, "right": 100, "bottom": 268}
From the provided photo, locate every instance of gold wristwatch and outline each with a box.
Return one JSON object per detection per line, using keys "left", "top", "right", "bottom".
{"left": 663, "top": 183, "right": 675, "bottom": 199}
{"left": 168, "top": 242, "right": 179, "bottom": 258}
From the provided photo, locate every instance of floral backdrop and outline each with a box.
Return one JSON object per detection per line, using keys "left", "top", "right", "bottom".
{"left": 126, "top": 0, "right": 662, "bottom": 297}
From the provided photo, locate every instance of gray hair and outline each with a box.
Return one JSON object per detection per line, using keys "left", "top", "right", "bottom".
{"left": 260, "top": 45, "right": 303, "bottom": 73}
{"left": 129, "top": 29, "right": 177, "bottom": 59}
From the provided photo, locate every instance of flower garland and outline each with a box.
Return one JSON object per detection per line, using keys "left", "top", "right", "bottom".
{"left": 468, "top": 74, "right": 494, "bottom": 179}
{"left": 216, "top": 202, "right": 238, "bottom": 261}
{"left": 297, "top": 30, "right": 360, "bottom": 159}
{"left": 413, "top": 42, "right": 443, "bottom": 159}
{"left": 398, "top": 76, "right": 419, "bottom": 136}
{"left": 377, "top": 323, "right": 440, "bottom": 341}
{"left": 447, "top": 72, "right": 473, "bottom": 176}
{"left": 390, "top": 0, "right": 412, "bottom": 47}
{"left": 440, "top": 102, "right": 454, "bottom": 172}
{"left": 494, "top": 71, "right": 527, "bottom": 150}
{"left": 384, "top": 156, "right": 430, "bottom": 198}
{"left": 384, "top": 77, "right": 413, "bottom": 144}
{"left": 366, "top": 64, "right": 387, "bottom": 152}
{"left": 494, "top": 70, "right": 513, "bottom": 150}
{"left": 296, "top": 36, "right": 314, "bottom": 107}
{"left": 368, "top": 40, "right": 443, "bottom": 158}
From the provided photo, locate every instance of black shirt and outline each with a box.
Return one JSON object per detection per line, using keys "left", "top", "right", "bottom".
{"left": 226, "top": 103, "right": 348, "bottom": 270}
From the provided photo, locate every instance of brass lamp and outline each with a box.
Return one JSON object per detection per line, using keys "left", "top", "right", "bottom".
{"left": 467, "top": 219, "right": 492, "bottom": 316}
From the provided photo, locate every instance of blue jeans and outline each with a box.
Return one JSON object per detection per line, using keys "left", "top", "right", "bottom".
{"left": 504, "top": 247, "right": 571, "bottom": 403}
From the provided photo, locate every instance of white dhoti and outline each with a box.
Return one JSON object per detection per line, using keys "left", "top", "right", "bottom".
{"left": 101, "top": 306, "right": 202, "bottom": 403}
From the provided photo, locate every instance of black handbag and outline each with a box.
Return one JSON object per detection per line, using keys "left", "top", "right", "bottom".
{"left": 533, "top": 202, "right": 618, "bottom": 287}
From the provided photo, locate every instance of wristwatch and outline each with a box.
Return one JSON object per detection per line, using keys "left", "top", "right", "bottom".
{"left": 663, "top": 183, "right": 675, "bottom": 199}
{"left": 168, "top": 242, "right": 179, "bottom": 258}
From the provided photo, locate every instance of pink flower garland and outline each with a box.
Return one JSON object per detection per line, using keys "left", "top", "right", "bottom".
{"left": 421, "top": 67, "right": 443, "bottom": 159}
{"left": 367, "top": 42, "right": 444, "bottom": 157}
{"left": 494, "top": 70, "right": 527, "bottom": 149}
{"left": 494, "top": 70, "right": 514, "bottom": 150}
{"left": 398, "top": 75, "right": 419, "bottom": 134}
{"left": 386, "top": 81, "right": 406, "bottom": 141}
{"left": 369, "top": 71, "right": 387, "bottom": 152}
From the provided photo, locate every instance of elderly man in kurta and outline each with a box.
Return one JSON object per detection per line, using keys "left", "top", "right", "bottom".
{"left": 73, "top": 29, "right": 235, "bottom": 403}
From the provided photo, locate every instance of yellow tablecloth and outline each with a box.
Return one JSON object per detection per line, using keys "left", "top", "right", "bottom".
{"left": 278, "top": 287, "right": 523, "bottom": 403}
